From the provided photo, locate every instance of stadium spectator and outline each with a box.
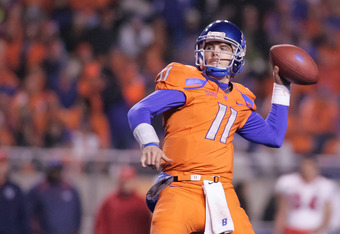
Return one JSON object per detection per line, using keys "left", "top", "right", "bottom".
{"left": 27, "top": 160, "right": 82, "bottom": 234}
{"left": 299, "top": 93, "right": 339, "bottom": 155}
{"left": 9, "top": 65, "right": 66, "bottom": 147}
{"left": 0, "top": 151, "right": 30, "bottom": 234}
{"left": 103, "top": 49, "right": 140, "bottom": 149}
{"left": 94, "top": 166, "right": 151, "bottom": 234}
{"left": 85, "top": 6, "right": 119, "bottom": 57}
{"left": 0, "top": 67, "right": 18, "bottom": 145}
{"left": 117, "top": 13, "right": 154, "bottom": 57}
{"left": 77, "top": 61, "right": 111, "bottom": 148}
{"left": 0, "top": 0, "right": 337, "bottom": 154}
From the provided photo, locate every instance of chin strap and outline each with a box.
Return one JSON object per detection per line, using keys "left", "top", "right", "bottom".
{"left": 206, "top": 67, "right": 229, "bottom": 78}
{"left": 206, "top": 67, "right": 238, "bottom": 78}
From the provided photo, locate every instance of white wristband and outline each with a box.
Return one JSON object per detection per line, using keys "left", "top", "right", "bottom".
{"left": 133, "top": 123, "right": 160, "bottom": 148}
{"left": 271, "top": 83, "right": 290, "bottom": 106}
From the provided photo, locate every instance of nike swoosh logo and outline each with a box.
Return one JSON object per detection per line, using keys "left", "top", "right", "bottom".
{"left": 169, "top": 184, "right": 182, "bottom": 188}
{"left": 236, "top": 102, "right": 243, "bottom": 105}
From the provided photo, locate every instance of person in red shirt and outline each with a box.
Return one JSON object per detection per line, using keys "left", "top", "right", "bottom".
{"left": 94, "top": 166, "right": 151, "bottom": 234}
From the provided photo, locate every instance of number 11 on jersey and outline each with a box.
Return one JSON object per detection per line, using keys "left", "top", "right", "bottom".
{"left": 205, "top": 103, "right": 237, "bottom": 144}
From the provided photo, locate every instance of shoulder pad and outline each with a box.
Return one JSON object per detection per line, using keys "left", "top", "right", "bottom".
{"left": 233, "top": 83, "right": 257, "bottom": 111}
{"left": 155, "top": 63, "right": 206, "bottom": 91}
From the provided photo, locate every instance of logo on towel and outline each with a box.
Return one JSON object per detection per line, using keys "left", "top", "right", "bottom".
{"left": 222, "top": 218, "right": 228, "bottom": 226}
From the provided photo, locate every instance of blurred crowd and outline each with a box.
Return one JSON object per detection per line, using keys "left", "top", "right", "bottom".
{"left": 0, "top": 0, "right": 339, "bottom": 155}
{"left": 0, "top": 151, "right": 151, "bottom": 234}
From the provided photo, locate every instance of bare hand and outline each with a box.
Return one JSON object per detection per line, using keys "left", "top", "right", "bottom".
{"left": 273, "top": 66, "right": 290, "bottom": 86}
{"left": 141, "top": 145, "right": 173, "bottom": 171}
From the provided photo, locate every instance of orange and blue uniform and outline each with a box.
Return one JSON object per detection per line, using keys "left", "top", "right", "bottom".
{"left": 128, "top": 62, "right": 289, "bottom": 233}
{"left": 156, "top": 62, "right": 256, "bottom": 180}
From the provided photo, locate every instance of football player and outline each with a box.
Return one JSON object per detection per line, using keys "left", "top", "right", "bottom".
{"left": 274, "top": 156, "right": 337, "bottom": 234}
{"left": 128, "top": 20, "right": 291, "bottom": 234}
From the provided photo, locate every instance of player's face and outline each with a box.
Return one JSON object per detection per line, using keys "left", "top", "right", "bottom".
{"left": 300, "top": 159, "right": 319, "bottom": 182}
{"left": 204, "top": 41, "right": 233, "bottom": 68}
{"left": 118, "top": 177, "right": 136, "bottom": 196}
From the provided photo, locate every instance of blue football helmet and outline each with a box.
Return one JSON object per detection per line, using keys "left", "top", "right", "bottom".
{"left": 195, "top": 20, "right": 246, "bottom": 78}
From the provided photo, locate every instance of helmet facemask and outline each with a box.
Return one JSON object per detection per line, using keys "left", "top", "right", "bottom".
{"left": 195, "top": 30, "right": 246, "bottom": 78}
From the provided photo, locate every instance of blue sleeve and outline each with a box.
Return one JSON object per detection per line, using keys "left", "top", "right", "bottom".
{"left": 236, "top": 104, "right": 288, "bottom": 148}
{"left": 127, "top": 89, "right": 186, "bottom": 131}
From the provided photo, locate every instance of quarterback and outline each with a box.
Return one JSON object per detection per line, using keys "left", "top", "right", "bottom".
{"left": 128, "top": 20, "right": 291, "bottom": 234}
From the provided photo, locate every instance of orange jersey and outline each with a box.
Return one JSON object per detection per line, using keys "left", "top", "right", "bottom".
{"left": 155, "top": 62, "right": 256, "bottom": 182}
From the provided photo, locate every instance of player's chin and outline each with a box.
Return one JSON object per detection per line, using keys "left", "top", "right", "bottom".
{"left": 207, "top": 63, "right": 228, "bottom": 69}
{"left": 205, "top": 61, "right": 219, "bottom": 67}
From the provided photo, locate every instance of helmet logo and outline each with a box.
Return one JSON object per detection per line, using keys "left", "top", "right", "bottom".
{"left": 207, "top": 31, "right": 226, "bottom": 37}
{"left": 241, "top": 33, "right": 245, "bottom": 46}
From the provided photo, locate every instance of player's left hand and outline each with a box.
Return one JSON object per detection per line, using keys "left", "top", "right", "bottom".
{"left": 273, "top": 66, "right": 291, "bottom": 86}
{"left": 141, "top": 145, "right": 173, "bottom": 171}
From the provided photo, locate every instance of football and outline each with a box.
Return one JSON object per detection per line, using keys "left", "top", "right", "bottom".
{"left": 269, "top": 44, "right": 319, "bottom": 85}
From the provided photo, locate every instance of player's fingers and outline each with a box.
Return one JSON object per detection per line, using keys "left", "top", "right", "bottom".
{"left": 155, "top": 152, "right": 167, "bottom": 171}
{"left": 144, "top": 149, "right": 157, "bottom": 170}
{"left": 162, "top": 154, "right": 173, "bottom": 163}
{"left": 273, "top": 66, "right": 290, "bottom": 86}
{"left": 151, "top": 150, "right": 157, "bottom": 166}
{"left": 142, "top": 146, "right": 169, "bottom": 170}
{"left": 273, "top": 66, "right": 279, "bottom": 78}
{"left": 155, "top": 153, "right": 171, "bottom": 171}
{"left": 152, "top": 151, "right": 164, "bottom": 170}
{"left": 140, "top": 154, "right": 147, "bottom": 168}
{"left": 141, "top": 147, "right": 154, "bottom": 168}
{"left": 155, "top": 157, "right": 161, "bottom": 171}
{"left": 146, "top": 151, "right": 153, "bottom": 166}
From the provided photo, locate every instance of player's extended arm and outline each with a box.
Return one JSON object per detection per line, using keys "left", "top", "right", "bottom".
{"left": 237, "top": 66, "right": 290, "bottom": 147}
{"left": 127, "top": 89, "right": 186, "bottom": 170}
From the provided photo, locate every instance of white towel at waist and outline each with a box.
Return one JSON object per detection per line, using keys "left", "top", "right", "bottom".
{"left": 202, "top": 180, "right": 234, "bottom": 234}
